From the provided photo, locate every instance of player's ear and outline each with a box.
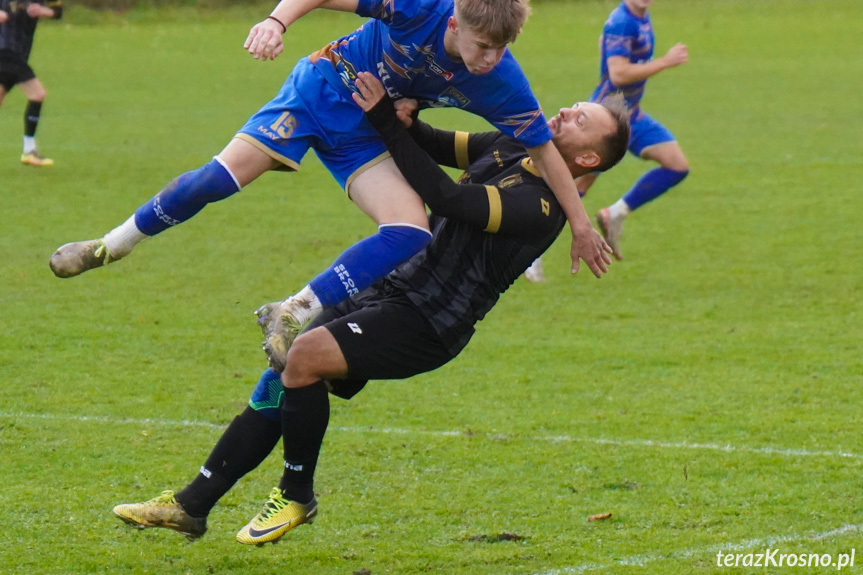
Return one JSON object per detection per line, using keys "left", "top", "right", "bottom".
{"left": 448, "top": 15, "right": 463, "bottom": 35}
{"left": 574, "top": 152, "right": 601, "bottom": 169}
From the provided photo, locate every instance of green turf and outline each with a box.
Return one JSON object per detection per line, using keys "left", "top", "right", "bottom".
{"left": 1, "top": 0, "right": 862, "bottom": 573}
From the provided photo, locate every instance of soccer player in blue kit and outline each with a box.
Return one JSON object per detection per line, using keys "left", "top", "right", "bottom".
{"left": 588, "top": 0, "right": 689, "bottom": 259}
{"left": 524, "top": 0, "right": 687, "bottom": 280}
{"left": 50, "top": 0, "right": 612, "bottom": 353}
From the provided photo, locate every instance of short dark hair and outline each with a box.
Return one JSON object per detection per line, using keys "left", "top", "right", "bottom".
{"left": 594, "top": 94, "right": 631, "bottom": 173}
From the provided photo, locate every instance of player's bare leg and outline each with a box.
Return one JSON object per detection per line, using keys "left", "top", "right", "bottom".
{"left": 17, "top": 78, "right": 53, "bottom": 167}
{"left": 597, "top": 142, "right": 689, "bottom": 260}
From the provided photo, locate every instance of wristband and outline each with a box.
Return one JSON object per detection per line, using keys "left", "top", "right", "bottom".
{"left": 266, "top": 15, "right": 287, "bottom": 34}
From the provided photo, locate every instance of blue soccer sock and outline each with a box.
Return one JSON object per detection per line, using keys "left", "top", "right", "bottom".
{"left": 248, "top": 368, "right": 286, "bottom": 422}
{"left": 308, "top": 224, "right": 432, "bottom": 307}
{"left": 134, "top": 158, "right": 241, "bottom": 236}
{"left": 622, "top": 167, "right": 689, "bottom": 211}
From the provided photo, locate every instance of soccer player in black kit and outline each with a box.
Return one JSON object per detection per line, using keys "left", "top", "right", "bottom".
{"left": 111, "top": 72, "right": 630, "bottom": 545}
{"left": 0, "top": 0, "right": 62, "bottom": 167}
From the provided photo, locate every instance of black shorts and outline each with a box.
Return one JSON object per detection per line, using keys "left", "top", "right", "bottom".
{"left": 0, "top": 51, "right": 36, "bottom": 92}
{"left": 305, "top": 285, "right": 456, "bottom": 400}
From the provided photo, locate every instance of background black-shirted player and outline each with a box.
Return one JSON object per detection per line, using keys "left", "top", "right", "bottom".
{"left": 0, "top": 0, "right": 62, "bottom": 167}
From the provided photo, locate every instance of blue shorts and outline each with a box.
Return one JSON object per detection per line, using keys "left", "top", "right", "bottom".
{"left": 628, "top": 109, "right": 676, "bottom": 157}
{"left": 235, "top": 57, "right": 389, "bottom": 191}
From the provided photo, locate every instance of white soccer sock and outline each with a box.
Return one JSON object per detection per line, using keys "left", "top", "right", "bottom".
{"left": 23, "top": 136, "right": 36, "bottom": 154}
{"left": 608, "top": 199, "right": 631, "bottom": 220}
{"left": 103, "top": 215, "right": 148, "bottom": 258}
{"left": 285, "top": 285, "right": 323, "bottom": 324}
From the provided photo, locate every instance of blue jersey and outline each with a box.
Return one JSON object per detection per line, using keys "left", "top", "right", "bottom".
{"left": 308, "top": 0, "right": 551, "bottom": 148}
{"left": 589, "top": 1, "right": 654, "bottom": 113}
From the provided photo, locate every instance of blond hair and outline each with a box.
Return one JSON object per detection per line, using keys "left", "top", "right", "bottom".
{"left": 453, "top": 0, "right": 532, "bottom": 45}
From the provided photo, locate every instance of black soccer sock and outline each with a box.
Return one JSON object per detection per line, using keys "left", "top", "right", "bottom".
{"left": 278, "top": 381, "right": 330, "bottom": 504}
{"left": 24, "top": 100, "right": 42, "bottom": 138}
{"left": 175, "top": 407, "right": 281, "bottom": 518}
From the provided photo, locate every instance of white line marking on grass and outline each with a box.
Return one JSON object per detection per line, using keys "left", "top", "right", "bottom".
{"left": 2, "top": 411, "right": 862, "bottom": 461}
{"left": 0, "top": 411, "right": 226, "bottom": 431}
{"left": 532, "top": 523, "right": 863, "bottom": 575}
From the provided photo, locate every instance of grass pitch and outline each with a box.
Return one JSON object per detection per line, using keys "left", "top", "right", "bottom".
{"left": 1, "top": 1, "right": 862, "bottom": 573}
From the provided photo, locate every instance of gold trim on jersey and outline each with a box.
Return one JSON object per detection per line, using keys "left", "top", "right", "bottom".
{"left": 234, "top": 134, "right": 300, "bottom": 173}
{"left": 345, "top": 152, "right": 392, "bottom": 198}
{"left": 484, "top": 186, "right": 502, "bottom": 233}
{"left": 454, "top": 131, "right": 470, "bottom": 170}
{"left": 521, "top": 157, "right": 541, "bottom": 177}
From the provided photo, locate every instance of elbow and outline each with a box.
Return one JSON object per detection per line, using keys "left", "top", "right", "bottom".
{"left": 608, "top": 70, "right": 629, "bottom": 87}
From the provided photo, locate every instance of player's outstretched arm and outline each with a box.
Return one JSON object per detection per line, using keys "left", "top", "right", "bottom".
{"left": 607, "top": 42, "right": 688, "bottom": 86}
{"left": 526, "top": 143, "right": 613, "bottom": 277}
{"left": 245, "top": 0, "right": 360, "bottom": 61}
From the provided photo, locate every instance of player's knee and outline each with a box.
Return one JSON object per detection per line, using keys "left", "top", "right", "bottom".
{"left": 283, "top": 335, "right": 317, "bottom": 385}
{"left": 379, "top": 224, "right": 433, "bottom": 259}
{"left": 167, "top": 159, "right": 240, "bottom": 204}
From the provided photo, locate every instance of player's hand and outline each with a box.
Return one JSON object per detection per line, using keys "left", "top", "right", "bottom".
{"left": 570, "top": 222, "right": 613, "bottom": 277}
{"left": 26, "top": 3, "right": 46, "bottom": 18}
{"left": 394, "top": 98, "right": 419, "bottom": 128}
{"left": 244, "top": 17, "right": 286, "bottom": 61}
{"left": 0, "top": 10, "right": 8, "bottom": 24}
{"left": 663, "top": 42, "right": 688, "bottom": 68}
{"left": 352, "top": 71, "right": 387, "bottom": 111}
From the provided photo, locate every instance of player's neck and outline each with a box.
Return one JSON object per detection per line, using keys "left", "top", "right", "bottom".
{"left": 624, "top": 1, "right": 648, "bottom": 18}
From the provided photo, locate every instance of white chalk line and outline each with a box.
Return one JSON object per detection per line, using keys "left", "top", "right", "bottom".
{"left": 1, "top": 411, "right": 862, "bottom": 461}
{"left": 3, "top": 411, "right": 860, "bottom": 573}
{"left": 533, "top": 523, "right": 863, "bottom": 575}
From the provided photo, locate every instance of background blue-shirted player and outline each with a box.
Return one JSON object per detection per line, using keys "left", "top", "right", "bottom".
{"left": 525, "top": 0, "right": 687, "bottom": 281}
{"left": 588, "top": 0, "right": 689, "bottom": 260}
{"left": 50, "top": 0, "right": 613, "bottom": 360}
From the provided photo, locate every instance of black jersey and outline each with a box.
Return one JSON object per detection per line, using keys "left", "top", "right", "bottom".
{"left": 0, "top": 0, "right": 62, "bottom": 60}
{"left": 364, "top": 101, "right": 567, "bottom": 356}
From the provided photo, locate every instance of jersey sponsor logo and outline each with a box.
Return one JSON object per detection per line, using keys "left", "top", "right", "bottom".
{"left": 424, "top": 54, "right": 453, "bottom": 80}
{"left": 257, "top": 125, "right": 283, "bottom": 142}
{"left": 497, "top": 174, "right": 523, "bottom": 189}
{"left": 347, "top": 322, "right": 363, "bottom": 335}
{"left": 541, "top": 198, "right": 550, "bottom": 216}
{"left": 377, "top": 62, "right": 403, "bottom": 99}
{"left": 434, "top": 86, "right": 470, "bottom": 108}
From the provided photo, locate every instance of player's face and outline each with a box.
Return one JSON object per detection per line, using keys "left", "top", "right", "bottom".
{"left": 625, "top": 0, "right": 654, "bottom": 16}
{"left": 448, "top": 22, "right": 508, "bottom": 75}
{"left": 549, "top": 102, "right": 617, "bottom": 158}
